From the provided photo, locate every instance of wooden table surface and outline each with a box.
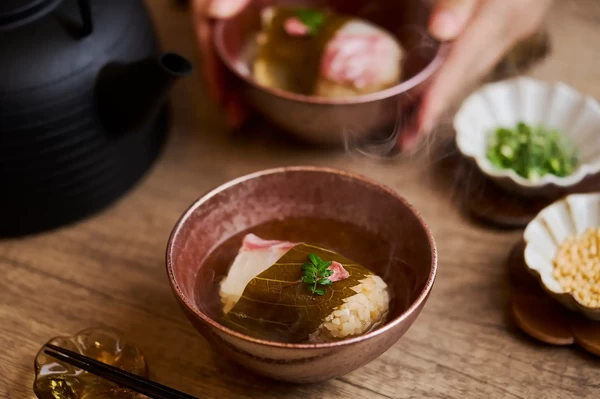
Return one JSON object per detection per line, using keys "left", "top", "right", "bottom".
{"left": 2, "top": 1, "right": 599, "bottom": 398}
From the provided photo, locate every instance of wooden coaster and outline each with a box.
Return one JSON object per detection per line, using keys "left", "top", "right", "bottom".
{"left": 511, "top": 293, "right": 575, "bottom": 346}
{"left": 507, "top": 241, "right": 600, "bottom": 355}
{"left": 433, "top": 139, "right": 600, "bottom": 229}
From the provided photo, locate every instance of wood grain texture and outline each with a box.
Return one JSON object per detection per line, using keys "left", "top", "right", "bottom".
{"left": 2, "top": 0, "right": 600, "bottom": 398}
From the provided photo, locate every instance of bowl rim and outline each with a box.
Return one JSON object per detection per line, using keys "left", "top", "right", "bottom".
{"left": 454, "top": 77, "right": 600, "bottom": 190}
{"left": 213, "top": 14, "right": 451, "bottom": 105}
{"left": 166, "top": 166, "right": 438, "bottom": 349}
{"left": 523, "top": 192, "right": 600, "bottom": 313}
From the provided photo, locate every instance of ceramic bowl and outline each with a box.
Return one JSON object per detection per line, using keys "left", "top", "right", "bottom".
{"left": 213, "top": 0, "right": 448, "bottom": 146}
{"left": 523, "top": 193, "right": 600, "bottom": 320}
{"left": 455, "top": 77, "right": 600, "bottom": 197}
{"left": 166, "top": 166, "right": 437, "bottom": 383}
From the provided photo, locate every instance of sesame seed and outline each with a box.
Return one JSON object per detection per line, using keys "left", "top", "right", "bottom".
{"left": 553, "top": 227, "right": 600, "bottom": 308}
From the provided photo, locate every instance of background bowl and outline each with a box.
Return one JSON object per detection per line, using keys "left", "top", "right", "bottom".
{"left": 524, "top": 193, "right": 600, "bottom": 320}
{"left": 166, "top": 166, "right": 437, "bottom": 383}
{"left": 213, "top": 0, "right": 448, "bottom": 146}
{"left": 455, "top": 77, "right": 600, "bottom": 198}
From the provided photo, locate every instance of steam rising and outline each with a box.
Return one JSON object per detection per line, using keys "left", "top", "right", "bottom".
{"left": 342, "top": 23, "right": 552, "bottom": 178}
{"left": 341, "top": 24, "right": 442, "bottom": 161}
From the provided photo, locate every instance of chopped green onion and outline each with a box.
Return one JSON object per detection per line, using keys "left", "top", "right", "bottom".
{"left": 485, "top": 122, "right": 579, "bottom": 181}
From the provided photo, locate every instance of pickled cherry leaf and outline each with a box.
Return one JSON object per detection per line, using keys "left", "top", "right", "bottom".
{"left": 222, "top": 243, "right": 373, "bottom": 343}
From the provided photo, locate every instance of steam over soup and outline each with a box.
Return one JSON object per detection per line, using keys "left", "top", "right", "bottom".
{"left": 252, "top": 6, "right": 405, "bottom": 98}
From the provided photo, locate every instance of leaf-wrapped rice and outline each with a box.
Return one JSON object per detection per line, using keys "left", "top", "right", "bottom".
{"left": 253, "top": 6, "right": 404, "bottom": 98}
{"left": 219, "top": 234, "right": 390, "bottom": 343}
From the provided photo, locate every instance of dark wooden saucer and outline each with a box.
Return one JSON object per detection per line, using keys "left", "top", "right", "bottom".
{"left": 507, "top": 241, "right": 600, "bottom": 355}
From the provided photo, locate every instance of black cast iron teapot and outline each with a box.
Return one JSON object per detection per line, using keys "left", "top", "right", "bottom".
{"left": 0, "top": 0, "right": 193, "bottom": 237}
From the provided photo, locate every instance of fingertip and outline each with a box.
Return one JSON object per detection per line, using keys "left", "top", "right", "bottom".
{"left": 429, "top": 0, "right": 478, "bottom": 41}
{"left": 429, "top": 10, "right": 461, "bottom": 41}
{"left": 207, "top": 0, "right": 250, "bottom": 19}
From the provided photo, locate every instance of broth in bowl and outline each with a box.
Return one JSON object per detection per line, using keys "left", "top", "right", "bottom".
{"left": 197, "top": 217, "right": 418, "bottom": 344}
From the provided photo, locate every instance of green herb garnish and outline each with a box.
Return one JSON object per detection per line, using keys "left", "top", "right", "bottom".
{"left": 301, "top": 253, "right": 334, "bottom": 296}
{"left": 295, "top": 8, "right": 326, "bottom": 36}
{"left": 486, "top": 122, "right": 579, "bottom": 181}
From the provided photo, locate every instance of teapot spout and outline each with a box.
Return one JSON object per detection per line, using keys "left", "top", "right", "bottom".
{"left": 95, "top": 52, "right": 193, "bottom": 134}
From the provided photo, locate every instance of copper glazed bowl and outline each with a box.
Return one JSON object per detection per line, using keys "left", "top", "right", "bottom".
{"left": 166, "top": 166, "right": 437, "bottom": 383}
{"left": 213, "top": 0, "right": 448, "bottom": 146}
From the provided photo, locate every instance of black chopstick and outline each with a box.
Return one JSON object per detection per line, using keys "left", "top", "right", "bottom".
{"left": 44, "top": 343, "right": 198, "bottom": 399}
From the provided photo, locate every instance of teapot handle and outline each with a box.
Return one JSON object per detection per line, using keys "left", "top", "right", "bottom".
{"left": 77, "top": 0, "right": 93, "bottom": 37}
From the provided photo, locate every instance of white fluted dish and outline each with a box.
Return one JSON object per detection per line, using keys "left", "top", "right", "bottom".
{"left": 454, "top": 77, "right": 600, "bottom": 197}
{"left": 523, "top": 193, "right": 600, "bottom": 320}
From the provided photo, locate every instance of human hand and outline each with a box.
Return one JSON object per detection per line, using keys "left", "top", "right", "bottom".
{"left": 191, "top": 0, "right": 251, "bottom": 129}
{"left": 399, "top": 0, "right": 554, "bottom": 150}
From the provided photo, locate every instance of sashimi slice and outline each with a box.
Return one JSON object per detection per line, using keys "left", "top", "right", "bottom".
{"left": 220, "top": 234, "right": 297, "bottom": 313}
{"left": 316, "top": 20, "right": 403, "bottom": 97}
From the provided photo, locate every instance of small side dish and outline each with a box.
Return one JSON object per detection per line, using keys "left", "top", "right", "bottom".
{"left": 454, "top": 77, "right": 600, "bottom": 197}
{"left": 486, "top": 122, "right": 579, "bottom": 181}
{"left": 219, "top": 234, "right": 390, "bottom": 343}
{"left": 524, "top": 193, "right": 600, "bottom": 320}
{"left": 251, "top": 6, "right": 404, "bottom": 98}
